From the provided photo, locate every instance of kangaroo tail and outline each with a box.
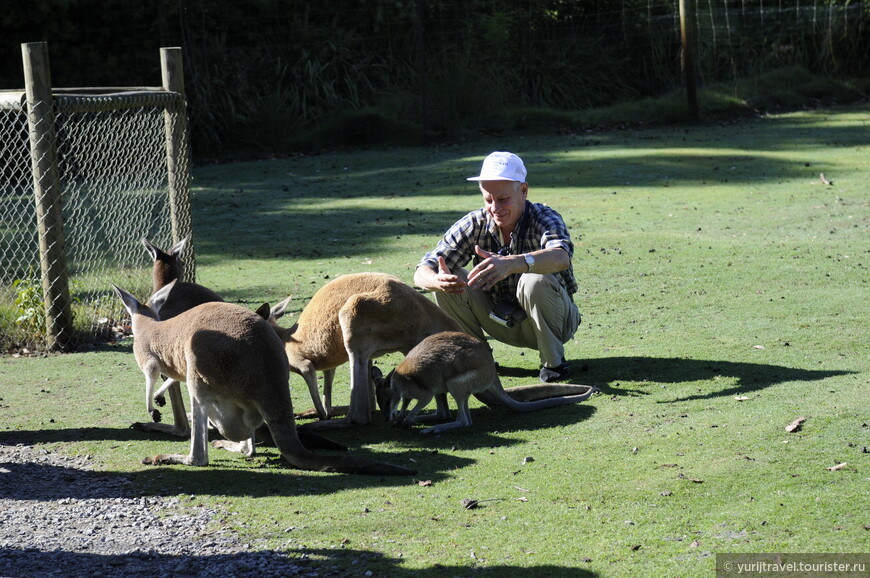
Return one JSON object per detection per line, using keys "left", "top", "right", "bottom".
{"left": 266, "top": 418, "right": 415, "bottom": 476}
{"left": 503, "top": 383, "right": 595, "bottom": 402}
{"left": 256, "top": 423, "right": 348, "bottom": 452}
{"left": 475, "top": 382, "right": 596, "bottom": 411}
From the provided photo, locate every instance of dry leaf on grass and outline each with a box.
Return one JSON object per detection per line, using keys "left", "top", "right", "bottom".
{"left": 785, "top": 416, "right": 807, "bottom": 433}
{"left": 827, "top": 462, "right": 848, "bottom": 472}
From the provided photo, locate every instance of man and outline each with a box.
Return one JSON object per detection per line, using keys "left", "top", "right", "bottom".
{"left": 413, "top": 151, "right": 580, "bottom": 383}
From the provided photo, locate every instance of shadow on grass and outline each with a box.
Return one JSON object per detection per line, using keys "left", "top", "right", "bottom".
{"left": 318, "top": 404, "right": 598, "bottom": 453}
{"left": 578, "top": 356, "right": 851, "bottom": 402}
{"left": 188, "top": 108, "right": 870, "bottom": 265}
{"left": 0, "top": 401, "right": 597, "bottom": 499}
{"left": 0, "top": 547, "right": 598, "bottom": 577}
{"left": 0, "top": 440, "right": 457, "bottom": 499}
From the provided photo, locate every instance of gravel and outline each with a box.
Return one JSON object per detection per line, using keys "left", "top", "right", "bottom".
{"left": 0, "top": 441, "right": 312, "bottom": 577}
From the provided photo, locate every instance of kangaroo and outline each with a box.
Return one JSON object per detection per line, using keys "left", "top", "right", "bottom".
{"left": 267, "top": 272, "right": 594, "bottom": 430}
{"left": 373, "top": 331, "right": 596, "bottom": 434}
{"left": 113, "top": 281, "right": 414, "bottom": 475}
{"left": 263, "top": 272, "right": 463, "bottom": 427}
{"left": 135, "top": 237, "right": 223, "bottom": 437}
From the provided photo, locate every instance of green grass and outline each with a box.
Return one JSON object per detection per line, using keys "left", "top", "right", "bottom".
{"left": 2, "top": 103, "right": 868, "bottom": 576}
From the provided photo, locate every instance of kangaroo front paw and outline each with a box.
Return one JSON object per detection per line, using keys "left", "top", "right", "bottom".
{"left": 150, "top": 409, "right": 162, "bottom": 423}
{"left": 154, "top": 394, "right": 166, "bottom": 407}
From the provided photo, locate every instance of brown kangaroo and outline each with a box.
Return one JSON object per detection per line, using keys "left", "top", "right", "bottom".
{"left": 113, "top": 281, "right": 414, "bottom": 475}
{"left": 263, "top": 272, "right": 463, "bottom": 428}
{"left": 267, "top": 272, "right": 594, "bottom": 430}
{"left": 373, "top": 331, "right": 596, "bottom": 434}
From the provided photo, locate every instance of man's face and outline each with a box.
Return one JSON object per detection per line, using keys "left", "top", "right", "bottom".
{"left": 481, "top": 180, "right": 527, "bottom": 231}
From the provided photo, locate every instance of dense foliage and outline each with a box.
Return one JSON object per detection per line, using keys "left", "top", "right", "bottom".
{"left": 1, "top": 0, "right": 868, "bottom": 156}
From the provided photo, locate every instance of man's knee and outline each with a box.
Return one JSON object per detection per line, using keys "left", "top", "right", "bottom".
{"left": 517, "top": 273, "right": 561, "bottom": 302}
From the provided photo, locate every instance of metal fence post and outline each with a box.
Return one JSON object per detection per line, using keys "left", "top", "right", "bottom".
{"left": 22, "top": 41, "right": 73, "bottom": 350}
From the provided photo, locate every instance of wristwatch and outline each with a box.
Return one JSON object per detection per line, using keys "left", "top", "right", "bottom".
{"left": 524, "top": 253, "right": 535, "bottom": 273}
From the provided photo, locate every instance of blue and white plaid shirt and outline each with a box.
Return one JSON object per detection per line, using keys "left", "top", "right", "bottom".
{"left": 418, "top": 200, "right": 578, "bottom": 305}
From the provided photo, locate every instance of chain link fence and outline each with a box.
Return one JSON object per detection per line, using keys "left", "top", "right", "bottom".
{"left": 0, "top": 88, "right": 192, "bottom": 352}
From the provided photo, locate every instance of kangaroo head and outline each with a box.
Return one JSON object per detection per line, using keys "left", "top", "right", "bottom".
{"left": 371, "top": 366, "right": 399, "bottom": 420}
{"left": 142, "top": 237, "right": 188, "bottom": 286}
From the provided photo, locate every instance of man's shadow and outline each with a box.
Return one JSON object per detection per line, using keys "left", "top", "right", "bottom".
{"left": 497, "top": 356, "right": 851, "bottom": 402}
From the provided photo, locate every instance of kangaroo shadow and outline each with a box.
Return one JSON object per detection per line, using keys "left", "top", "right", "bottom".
{"left": 580, "top": 356, "right": 851, "bottom": 402}
{"left": 0, "top": 425, "right": 472, "bottom": 498}
{"left": 0, "top": 548, "right": 598, "bottom": 578}
{"left": 366, "top": 403, "right": 598, "bottom": 453}
{"left": 0, "top": 444, "right": 466, "bottom": 500}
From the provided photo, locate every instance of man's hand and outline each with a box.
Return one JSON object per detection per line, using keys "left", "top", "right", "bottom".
{"left": 467, "top": 245, "right": 522, "bottom": 292}
{"left": 433, "top": 256, "right": 466, "bottom": 294}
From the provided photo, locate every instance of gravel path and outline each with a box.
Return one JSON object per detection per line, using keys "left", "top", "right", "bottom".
{"left": 0, "top": 442, "right": 311, "bottom": 577}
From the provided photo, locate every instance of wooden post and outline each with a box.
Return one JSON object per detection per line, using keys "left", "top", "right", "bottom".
{"left": 22, "top": 42, "right": 73, "bottom": 351}
{"left": 415, "top": 0, "right": 429, "bottom": 140}
{"left": 679, "top": 0, "right": 700, "bottom": 121}
{"left": 160, "top": 47, "right": 195, "bottom": 281}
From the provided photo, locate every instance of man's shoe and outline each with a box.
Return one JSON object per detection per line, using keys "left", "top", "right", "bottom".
{"left": 539, "top": 359, "right": 571, "bottom": 383}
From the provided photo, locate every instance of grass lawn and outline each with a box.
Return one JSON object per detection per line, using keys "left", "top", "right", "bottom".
{"left": 2, "top": 104, "right": 868, "bottom": 576}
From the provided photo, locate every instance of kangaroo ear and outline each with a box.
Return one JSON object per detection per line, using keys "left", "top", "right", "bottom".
{"left": 271, "top": 295, "right": 292, "bottom": 320}
{"left": 254, "top": 303, "right": 271, "bottom": 320}
{"left": 113, "top": 285, "right": 142, "bottom": 317}
{"left": 169, "top": 236, "right": 188, "bottom": 257}
{"left": 370, "top": 365, "right": 383, "bottom": 384}
{"left": 141, "top": 237, "right": 160, "bottom": 260}
{"left": 149, "top": 279, "right": 177, "bottom": 315}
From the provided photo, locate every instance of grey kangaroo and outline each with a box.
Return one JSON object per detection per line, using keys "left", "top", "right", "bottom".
{"left": 114, "top": 281, "right": 414, "bottom": 475}
{"left": 373, "top": 331, "right": 596, "bottom": 434}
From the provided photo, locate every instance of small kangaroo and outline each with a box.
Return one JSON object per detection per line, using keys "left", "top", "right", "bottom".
{"left": 136, "top": 237, "right": 223, "bottom": 437}
{"left": 373, "top": 331, "right": 596, "bottom": 434}
{"left": 269, "top": 272, "right": 595, "bottom": 430}
{"left": 114, "top": 281, "right": 414, "bottom": 475}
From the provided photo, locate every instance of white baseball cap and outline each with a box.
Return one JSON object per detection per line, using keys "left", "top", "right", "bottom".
{"left": 467, "top": 151, "right": 527, "bottom": 182}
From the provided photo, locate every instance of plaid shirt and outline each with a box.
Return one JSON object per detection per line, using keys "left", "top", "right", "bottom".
{"left": 418, "top": 200, "right": 578, "bottom": 304}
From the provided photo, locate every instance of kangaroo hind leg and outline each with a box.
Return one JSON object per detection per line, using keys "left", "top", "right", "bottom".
{"left": 422, "top": 393, "right": 473, "bottom": 434}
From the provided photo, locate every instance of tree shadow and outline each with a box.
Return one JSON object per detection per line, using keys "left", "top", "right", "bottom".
{"left": 0, "top": 547, "right": 598, "bottom": 577}
{"left": 579, "top": 356, "right": 851, "bottom": 402}
{"left": 187, "top": 108, "right": 870, "bottom": 265}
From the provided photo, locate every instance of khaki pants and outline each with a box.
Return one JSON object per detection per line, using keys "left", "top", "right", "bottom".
{"left": 433, "top": 271, "right": 580, "bottom": 368}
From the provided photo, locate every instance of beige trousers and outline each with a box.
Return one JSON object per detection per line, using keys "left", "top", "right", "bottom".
{"left": 433, "top": 271, "right": 580, "bottom": 368}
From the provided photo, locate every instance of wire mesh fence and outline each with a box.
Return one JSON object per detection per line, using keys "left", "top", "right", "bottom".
{"left": 0, "top": 89, "right": 192, "bottom": 352}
